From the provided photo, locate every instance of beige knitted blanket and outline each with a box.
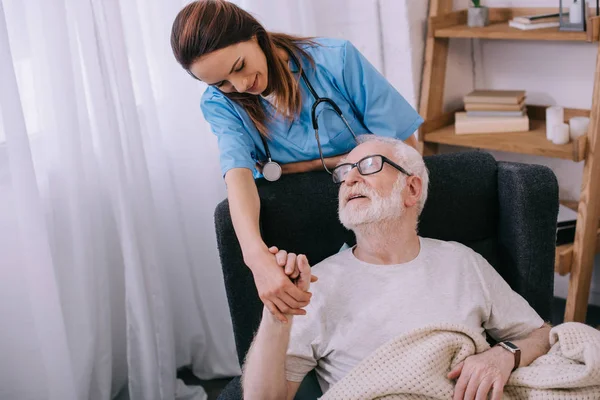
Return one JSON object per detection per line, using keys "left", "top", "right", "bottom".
{"left": 321, "top": 322, "right": 600, "bottom": 399}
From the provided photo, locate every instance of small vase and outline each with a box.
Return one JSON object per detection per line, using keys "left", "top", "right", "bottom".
{"left": 468, "top": 6, "right": 489, "bottom": 27}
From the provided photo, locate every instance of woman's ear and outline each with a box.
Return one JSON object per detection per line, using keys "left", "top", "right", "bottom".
{"left": 404, "top": 175, "right": 422, "bottom": 208}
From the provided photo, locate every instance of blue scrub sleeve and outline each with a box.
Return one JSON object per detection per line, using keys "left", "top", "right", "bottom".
{"left": 341, "top": 41, "right": 423, "bottom": 141}
{"left": 201, "top": 93, "right": 257, "bottom": 178}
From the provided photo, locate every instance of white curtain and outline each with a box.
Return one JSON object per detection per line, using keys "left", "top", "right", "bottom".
{"left": 0, "top": 0, "right": 404, "bottom": 399}
{"left": 0, "top": 0, "right": 240, "bottom": 399}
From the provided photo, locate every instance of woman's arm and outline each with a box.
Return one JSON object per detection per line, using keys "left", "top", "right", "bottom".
{"left": 277, "top": 154, "right": 346, "bottom": 175}
{"left": 224, "top": 168, "right": 312, "bottom": 322}
{"left": 276, "top": 134, "right": 416, "bottom": 175}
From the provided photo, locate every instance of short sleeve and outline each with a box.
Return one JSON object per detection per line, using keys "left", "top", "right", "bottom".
{"left": 472, "top": 253, "right": 546, "bottom": 341}
{"left": 200, "top": 90, "right": 257, "bottom": 178}
{"left": 285, "top": 313, "right": 320, "bottom": 382}
{"left": 341, "top": 41, "right": 423, "bottom": 141}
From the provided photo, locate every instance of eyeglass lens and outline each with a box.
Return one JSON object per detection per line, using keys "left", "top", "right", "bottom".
{"left": 332, "top": 155, "right": 383, "bottom": 183}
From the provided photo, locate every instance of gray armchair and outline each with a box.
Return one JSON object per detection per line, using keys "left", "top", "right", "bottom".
{"left": 214, "top": 151, "right": 558, "bottom": 400}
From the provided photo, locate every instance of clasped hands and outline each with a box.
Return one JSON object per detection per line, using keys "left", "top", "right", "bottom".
{"left": 250, "top": 245, "right": 317, "bottom": 324}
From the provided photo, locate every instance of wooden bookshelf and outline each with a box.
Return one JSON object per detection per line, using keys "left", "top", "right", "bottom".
{"left": 422, "top": 106, "right": 590, "bottom": 162}
{"left": 419, "top": 2, "right": 600, "bottom": 323}
{"left": 431, "top": 8, "right": 600, "bottom": 43}
{"left": 555, "top": 200, "right": 600, "bottom": 276}
{"left": 555, "top": 229, "right": 600, "bottom": 275}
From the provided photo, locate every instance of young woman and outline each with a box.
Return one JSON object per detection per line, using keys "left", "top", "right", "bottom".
{"left": 171, "top": 0, "right": 423, "bottom": 323}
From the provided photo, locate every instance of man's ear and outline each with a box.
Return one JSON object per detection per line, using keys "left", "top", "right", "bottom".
{"left": 404, "top": 175, "right": 422, "bottom": 208}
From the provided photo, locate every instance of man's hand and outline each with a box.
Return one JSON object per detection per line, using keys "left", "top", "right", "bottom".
{"left": 269, "top": 246, "right": 300, "bottom": 280}
{"left": 247, "top": 248, "right": 313, "bottom": 324}
{"left": 293, "top": 254, "right": 317, "bottom": 292}
{"left": 448, "top": 346, "right": 514, "bottom": 400}
{"left": 269, "top": 247, "right": 318, "bottom": 292}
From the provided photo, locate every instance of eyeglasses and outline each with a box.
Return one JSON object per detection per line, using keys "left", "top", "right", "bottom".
{"left": 332, "top": 154, "right": 413, "bottom": 184}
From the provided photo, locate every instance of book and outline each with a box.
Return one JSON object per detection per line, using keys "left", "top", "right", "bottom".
{"left": 508, "top": 20, "right": 560, "bottom": 30}
{"left": 466, "top": 110, "right": 526, "bottom": 118}
{"left": 513, "top": 17, "right": 560, "bottom": 24}
{"left": 465, "top": 101, "right": 525, "bottom": 112}
{"left": 513, "top": 12, "right": 562, "bottom": 24}
{"left": 463, "top": 90, "right": 526, "bottom": 105}
{"left": 455, "top": 112, "right": 530, "bottom": 134}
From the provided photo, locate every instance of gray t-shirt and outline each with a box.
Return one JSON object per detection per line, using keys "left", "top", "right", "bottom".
{"left": 285, "top": 236, "right": 545, "bottom": 392}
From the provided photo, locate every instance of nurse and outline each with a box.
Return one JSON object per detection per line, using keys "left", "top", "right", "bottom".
{"left": 171, "top": 0, "right": 423, "bottom": 322}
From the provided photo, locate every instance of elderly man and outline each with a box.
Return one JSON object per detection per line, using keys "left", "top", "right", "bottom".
{"left": 242, "top": 135, "right": 551, "bottom": 400}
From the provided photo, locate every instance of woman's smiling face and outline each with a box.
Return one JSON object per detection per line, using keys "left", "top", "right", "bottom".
{"left": 189, "top": 37, "right": 269, "bottom": 95}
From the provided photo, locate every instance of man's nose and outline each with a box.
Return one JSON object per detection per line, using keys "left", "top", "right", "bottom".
{"left": 344, "top": 165, "right": 362, "bottom": 185}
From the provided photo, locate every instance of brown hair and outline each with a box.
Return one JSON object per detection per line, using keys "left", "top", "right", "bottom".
{"left": 171, "top": 0, "right": 316, "bottom": 137}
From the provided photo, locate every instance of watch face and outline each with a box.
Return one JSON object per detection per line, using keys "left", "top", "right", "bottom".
{"left": 502, "top": 341, "right": 519, "bottom": 351}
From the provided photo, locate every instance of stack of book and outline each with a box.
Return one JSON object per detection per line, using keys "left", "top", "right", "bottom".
{"left": 508, "top": 12, "right": 560, "bottom": 30}
{"left": 455, "top": 90, "right": 529, "bottom": 135}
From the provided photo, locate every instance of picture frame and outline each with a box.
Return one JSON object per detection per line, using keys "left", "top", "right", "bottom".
{"left": 559, "top": 0, "right": 587, "bottom": 31}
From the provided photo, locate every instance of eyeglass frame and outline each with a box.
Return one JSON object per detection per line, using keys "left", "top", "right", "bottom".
{"left": 332, "top": 154, "right": 413, "bottom": 184}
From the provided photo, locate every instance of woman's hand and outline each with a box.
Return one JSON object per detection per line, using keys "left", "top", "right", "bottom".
{"left": 246, "top": 247, "right": 313, "bottom": 323}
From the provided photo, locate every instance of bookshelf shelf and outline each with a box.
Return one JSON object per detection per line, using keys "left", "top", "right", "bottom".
{"left": 435, "top": 22, "right": 590, "bottom": 42}
{"left": 419, "top": 2, "right": 600, "bottom": 323}
{"left": 424, "top": 120, "right": 586, "bottom": 161}
{"left": 422, "top": 106, "right": 589, "bottom": 162}
{"left": 431, "top": 8, "right": 600, "bottom": 42}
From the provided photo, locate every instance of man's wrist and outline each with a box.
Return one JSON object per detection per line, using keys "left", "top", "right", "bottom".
{"left": 494, "top": 343, "right": 520, "bottom": 371}
{"left": 263, "top": 307, "right": 294, "bottom": 328}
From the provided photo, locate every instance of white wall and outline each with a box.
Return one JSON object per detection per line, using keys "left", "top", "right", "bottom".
{"left": 405, "top": 0, "right": 600, "bottom": 306}
{"left": 379, "top": 0, "right": 429, "bottom": 108}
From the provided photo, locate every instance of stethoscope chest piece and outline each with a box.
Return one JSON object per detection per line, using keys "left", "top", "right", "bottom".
{"left": 262, "top": 160, "right": 282, "bottom": 182}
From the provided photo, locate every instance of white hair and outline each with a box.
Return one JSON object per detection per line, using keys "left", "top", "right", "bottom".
{"left": 355, "top": 134, "right": 429, "bottom": 215}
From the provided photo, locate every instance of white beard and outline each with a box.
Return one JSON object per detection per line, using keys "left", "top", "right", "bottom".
{"left": 338, "top": 178, "right": 405, "bottom": 230}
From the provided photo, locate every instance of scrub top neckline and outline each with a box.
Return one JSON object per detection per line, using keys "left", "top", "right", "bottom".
{"left": 260, "top": 57, "right": 300, "bottom": 106}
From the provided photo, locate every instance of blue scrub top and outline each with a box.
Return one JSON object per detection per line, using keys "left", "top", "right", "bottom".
{"left": 200, "top": 38, "right": 423, "bottom": 179}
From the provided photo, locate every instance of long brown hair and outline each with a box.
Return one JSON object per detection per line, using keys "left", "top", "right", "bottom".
{"left": 171, "top": 0, "right": 316, "bottom": 137}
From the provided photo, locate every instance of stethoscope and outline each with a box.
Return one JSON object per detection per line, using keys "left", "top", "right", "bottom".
{"left": 259, "top": 53, "right": 358, "bottom": 182}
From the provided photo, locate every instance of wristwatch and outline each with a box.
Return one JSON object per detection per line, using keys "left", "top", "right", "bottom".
{"left": 497, "top": 341, "right": 521, "bottom": 371}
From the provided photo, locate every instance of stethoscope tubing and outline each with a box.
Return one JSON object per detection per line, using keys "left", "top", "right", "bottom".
{"left": 258, "top": 52, "right": 358, "bottom": 181}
